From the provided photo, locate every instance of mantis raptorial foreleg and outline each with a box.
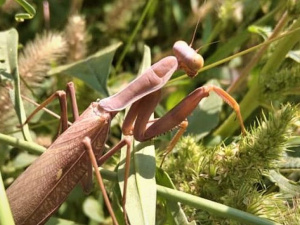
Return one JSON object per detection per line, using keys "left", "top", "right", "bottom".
{"left": 121, "top": 85, "right": 245, "bottom": 166}
{"left": 160, "top": 120, "right": 188, "bottom": 167}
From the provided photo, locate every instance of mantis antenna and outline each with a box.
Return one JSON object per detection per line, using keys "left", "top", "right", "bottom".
{"left": 189, "top": 15, "right": 201, "bottom": 47}
{"left": 196, "top": 40, "right": 220, "bottom": 52}
{"left": 189, "top": 15, "right": 219, "bottom": 53}
{"left": 188, "top": 13, "right": 220, "bottom": 52}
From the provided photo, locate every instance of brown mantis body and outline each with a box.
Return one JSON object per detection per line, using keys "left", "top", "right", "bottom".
{"left": 6, "top": 101, "right": 111, "bottom": 224}
{"left": 6, "top": 40, "right": 245, "bottom": 225}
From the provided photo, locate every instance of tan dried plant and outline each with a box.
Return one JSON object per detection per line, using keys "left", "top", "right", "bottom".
{"left": 18, "top": 32, "right": 67, "bottom": 87}
{"left": 64, "top": 14, "right": 87, "bottom": 62}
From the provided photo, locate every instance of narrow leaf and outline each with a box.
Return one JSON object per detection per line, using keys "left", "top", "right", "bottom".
{"left": 118, "top": 45, "right": 156, "bottom": 225}
{"left": 268, "top": 170, "right": 300, "bottom": 197}
{"left": 0, "top": 28, "right": 32, "bottom": 141}
{"left": 0, "top": 172, "right": 15, "bottom": 225}
{"left": 14, "top": 0, "right": 36, "bottom": 21}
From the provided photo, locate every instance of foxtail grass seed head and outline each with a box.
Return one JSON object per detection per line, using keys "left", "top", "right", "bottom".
{"left": 18, "top": 32, "right": 67, "bottom": 85}
{"left": 260, "top": 65, "right": 300, "bottom": 103}
{"left": 0, "top": 32, "right": 67, "bottom": 132}
{"left": 64, "top": 14, "right": 87, "bottom": 61}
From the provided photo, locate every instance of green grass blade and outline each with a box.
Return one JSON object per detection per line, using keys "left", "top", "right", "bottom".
{"left": 14, "top": 0, "right": 36, "bottom": 21}
{"left": 0, "top": 28, "right": 32, "bottom": 141}
{"left": 114, "top": 0, "right": 155, "bottom": 74}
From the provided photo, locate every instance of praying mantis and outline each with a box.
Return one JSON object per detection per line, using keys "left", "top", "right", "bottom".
{"left": 5, "top": 33, "right": 246, "bottom": 225}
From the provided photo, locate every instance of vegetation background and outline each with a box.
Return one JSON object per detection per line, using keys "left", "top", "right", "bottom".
{"left": 0, "top": 0, "right": 300, "bottom": 225}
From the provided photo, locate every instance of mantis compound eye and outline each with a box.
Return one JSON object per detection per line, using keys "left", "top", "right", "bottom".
{"left": 173, "top": 40, "right": 204, "bottom": 78}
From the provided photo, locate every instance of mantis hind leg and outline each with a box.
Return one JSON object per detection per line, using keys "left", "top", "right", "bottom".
{"left": 82, "top": 137, "right": 120, "bottom": 225}
{"left": 98, "top": 137, "right": 132, "bottom": 225}
{"left": 83, "top": 137, "right": 132, "bottom": 225}
{"left": 22, "top": 82, "right": 79, "bottom": 134}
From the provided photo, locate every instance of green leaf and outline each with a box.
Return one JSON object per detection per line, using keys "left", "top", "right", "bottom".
{"left": 248, "top": 25, "right": 272, "bottom": 40}
{"left": 46, "top": 217, "right": 81, "bottom": 225}
{"left": 278, "top": 147, "right": 300, "bottom": 169}
{"left": 83, "top": 196, "right": 105, "bottom": 223}
{"left": 165, "top": 89, "right": 186, "bottom": 111}
{"left": 286, "top": 50, "right": 300, "bottom": 63}
{"left": 0, "top": 28, "right": 32, "bottom": 141}
{"left": 186, "top": 79, "right": 223, "bottom": 141}
{"left": 137, "top": 45, "right": 151, "bottom": 75}
{"left": 111, "top": 182, "right": 127, "bottom": 224}
{"left": 118, "top": 141, "right": 156, "bottom": 225}
{"left": 48, "top": 42, "right": 122, "bottom": 97}
{"left": 156, "top": 168, "right": 196, "bottom": 225}
{"left": 14, "top": 0, "right": 36, "bottom": 22}
{"left": 0, "top": 172, "right": 15, "bottom": 225}
{"left": 118, "top": 45, "right": 156, "bottom": 225}
{"left": 268, "top": 170, "right": 300, "bottom": 197}
{"left": 13, "top": 152, "right": 38, "bottom": 169}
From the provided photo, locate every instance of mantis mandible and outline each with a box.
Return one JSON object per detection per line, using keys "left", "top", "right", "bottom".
{"left": 6, "top": 37, "right": 245, "bottom": 225}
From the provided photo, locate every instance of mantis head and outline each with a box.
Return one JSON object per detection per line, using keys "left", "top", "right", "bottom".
{"left": 173, "top": 40, "right": 204, "bottom": 78}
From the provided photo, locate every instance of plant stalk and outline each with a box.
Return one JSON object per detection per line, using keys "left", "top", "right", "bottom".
{"left": 99, "top": 168, "right": 280, "bottom": 225}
